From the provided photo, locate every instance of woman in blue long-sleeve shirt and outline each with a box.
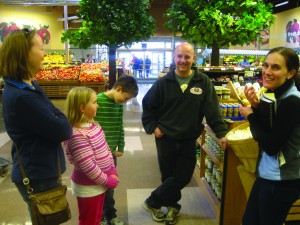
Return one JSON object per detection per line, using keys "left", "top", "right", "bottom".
{"left": 0, "top": 29, "right": 72, "bottom": 223}
{"left": 239, "top": 47, "right": 300, "bottom": 225}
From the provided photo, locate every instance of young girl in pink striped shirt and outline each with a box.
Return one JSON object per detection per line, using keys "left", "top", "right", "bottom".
{"left": 64, "top": 87, "right": 119, "bottom": 225}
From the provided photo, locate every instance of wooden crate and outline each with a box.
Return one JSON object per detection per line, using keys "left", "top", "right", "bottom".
{"left": 286, "top": 199, "right": 300, "bottom": 222}
{"left": 36, "top": 80, "right": 106, "bottom": 98}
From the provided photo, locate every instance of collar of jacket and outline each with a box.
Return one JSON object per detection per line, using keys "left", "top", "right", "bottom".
{"left": 5, "top": 78, "right": 36, "bottom": 90}
{"left": 165, "top": 67, "right": 204, "bottom": 82}
{"left": 267, "top": 79, "right": 294, "bottom": 99}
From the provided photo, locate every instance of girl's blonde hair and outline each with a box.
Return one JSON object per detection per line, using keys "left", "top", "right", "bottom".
{"left": 65, "top": 86, "right": 96, "bottom": 126}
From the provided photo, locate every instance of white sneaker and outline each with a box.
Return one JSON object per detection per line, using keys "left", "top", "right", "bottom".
{"left": 110, "top": 217, "right": 124, "bottom": 225}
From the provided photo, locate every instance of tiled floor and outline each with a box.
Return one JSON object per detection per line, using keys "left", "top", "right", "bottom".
{"left": 0, "top": 83, "right": 217, "bottom": 225}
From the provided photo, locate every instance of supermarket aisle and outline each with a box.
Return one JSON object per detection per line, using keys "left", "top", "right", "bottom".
{"left": 0, "top": 83, "right": 217, "bottom": 225}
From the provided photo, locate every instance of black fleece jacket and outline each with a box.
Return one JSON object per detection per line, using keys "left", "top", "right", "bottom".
{"left": 142, "top": 67, "right": 228, "bottom": 140}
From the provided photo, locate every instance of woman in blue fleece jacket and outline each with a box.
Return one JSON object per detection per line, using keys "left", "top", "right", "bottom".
{"left": 239, "top": 47, "right": 300, "bottom": 225}
{"left": 0, "top": 29, "right": 72, "bottom": 223}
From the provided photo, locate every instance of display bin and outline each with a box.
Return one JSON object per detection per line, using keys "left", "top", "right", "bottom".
{"left": 36, "top": 80, "right": 106, "bottom": 98}
{"left": 226, "top": 122, "right": 259, "bottom": 173}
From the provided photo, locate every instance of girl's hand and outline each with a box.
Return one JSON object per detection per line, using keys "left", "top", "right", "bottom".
{"left": 110, "top": 174, "right": 119, "bottom": 181}
{"left": 244, "top": 85, "right": 259, "bottom": 108}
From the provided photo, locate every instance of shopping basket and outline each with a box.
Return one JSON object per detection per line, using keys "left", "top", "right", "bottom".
{"left": 225, "top": 122, "right": 259, "bottom": 173}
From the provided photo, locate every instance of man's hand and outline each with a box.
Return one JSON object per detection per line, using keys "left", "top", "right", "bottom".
{"left": 219, "top": 137, "right": 228, "bottom": 150}
{"left": 154, "top": 127, "right": 164, "bottom": 138}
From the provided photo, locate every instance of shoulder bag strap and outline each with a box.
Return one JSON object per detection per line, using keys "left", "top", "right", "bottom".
{"left": 15, "top": 143, "right": 62, "bottom": 193}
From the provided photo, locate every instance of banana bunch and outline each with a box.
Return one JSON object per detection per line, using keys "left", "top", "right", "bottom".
{"left": 44, "top": 54, "right": 65, "bottom": 64}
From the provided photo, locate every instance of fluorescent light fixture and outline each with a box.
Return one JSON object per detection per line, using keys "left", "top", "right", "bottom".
{"left": 275, "top": 1, "right": 288, "bottom": 7}
{"left": 57, "top": 16, "right": 79, "bottom": 22}
{"left": 72, "top": 19, "right": 83, "bottom": 23}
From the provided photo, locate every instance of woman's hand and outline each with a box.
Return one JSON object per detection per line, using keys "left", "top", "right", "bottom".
{"left": 239, "top": 105, "right": 254, "bottom": 118}
{"left": 244, "top": 85, "right": 259, "bottom": 108}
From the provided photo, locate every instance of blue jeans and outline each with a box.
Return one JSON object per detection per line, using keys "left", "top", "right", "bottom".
{"left": 15, "top": 178, "right": 61, "bottom": 222}
{"left": 146, "top": 136, "right": 197, "bottom": 210}
{"left": 133, "top": 69, "right": 138, "bottom": 78}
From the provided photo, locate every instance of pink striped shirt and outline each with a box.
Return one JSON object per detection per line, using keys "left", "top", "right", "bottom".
{"left": 64, "top": 123, "right": 116, "bottom": 187}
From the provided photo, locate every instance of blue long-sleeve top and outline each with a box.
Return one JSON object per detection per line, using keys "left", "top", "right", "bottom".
{"left": 2, "top": 78, "right": 72, "bottom": 183}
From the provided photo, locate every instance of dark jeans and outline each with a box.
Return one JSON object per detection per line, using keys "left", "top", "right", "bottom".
{"left": 15, "top": 178, "right": 61, "bottom": 222}
{"left": 146, "top": 136, "right": 197, "bottom": 210}
{"left": 242, "top": 177, "right": 300, "bottom": 225}
{"left": 103, "top": 156, "right": 118, "bottom": 221}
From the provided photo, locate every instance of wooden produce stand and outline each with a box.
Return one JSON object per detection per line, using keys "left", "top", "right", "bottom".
{"left": 36, "top": 80, "right": 106, "bottom": 98}
{"left": 194, "top": 121, "right": 247, "bottom": 225}
{"left": 195, "top": 119, "right": 300, "bottom": 225}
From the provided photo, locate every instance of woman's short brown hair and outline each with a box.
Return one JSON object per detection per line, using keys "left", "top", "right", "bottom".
{"left": 0, "top": 28, "right": 35, "bottom": 81}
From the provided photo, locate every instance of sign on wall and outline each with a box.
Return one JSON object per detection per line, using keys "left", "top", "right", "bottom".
{"left": 0, "top": 20, "right": 50, "bottom": 45}
{"left": 285, "top": 19, "right": 300, "bottom": 47}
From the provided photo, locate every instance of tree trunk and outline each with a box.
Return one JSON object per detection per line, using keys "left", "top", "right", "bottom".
{"left": 211, "top": 41, "right": 220, "bottom": 66}
{"left": 108, "top": 46, "right": 117, "bottom": 89}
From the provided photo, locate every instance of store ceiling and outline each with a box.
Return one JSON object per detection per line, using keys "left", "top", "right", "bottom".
{"left": 0, "top": 0, "right": 298, "bottom": 13}
{"left": 0, "top": 0, "right": 172, "bottom": 7}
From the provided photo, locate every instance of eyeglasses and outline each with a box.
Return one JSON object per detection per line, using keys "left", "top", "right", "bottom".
{"left": 22, "top": 28, "right": 32, "bottom": 38}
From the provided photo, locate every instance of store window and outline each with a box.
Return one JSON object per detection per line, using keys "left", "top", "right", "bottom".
{"left": 70, "top": 36, "right": 186, "bottom": 78}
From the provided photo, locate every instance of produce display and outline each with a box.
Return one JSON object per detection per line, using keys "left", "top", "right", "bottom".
{"left": 43, "top": 53, "right": 65, "bottom": 64}
{"left": 35, "top": 63, "right": 107, "bottom": 82}
{"left": 35, "top": 64, "right": 81, "bottom": 80}
{"left": 227, "top": 126, "right": 252, "bottom": 140}
{"left": 79, "top": 63, "right": 106, "bottom": 82}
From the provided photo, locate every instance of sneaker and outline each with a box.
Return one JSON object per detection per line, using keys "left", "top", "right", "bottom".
{"left": 142, "top": 200, "right": 165, "bottom": 222}
{"left": 100, "top": 219, "right": 108, "bottom": 225}
{"left": 164, "top": 207, "right": 180, "bottom": 225}
{"left": 110, "top": 217, "right": 124, "bottom": 225}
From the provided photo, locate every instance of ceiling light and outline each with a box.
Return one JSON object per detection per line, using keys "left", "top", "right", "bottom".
{"left": 275, "top": 1, "right": 288, "bottom": 7}
{"left": 57, "top": 16, "right": 79, "bottom": 21}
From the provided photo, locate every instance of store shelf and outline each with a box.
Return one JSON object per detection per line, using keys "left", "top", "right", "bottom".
{"left": 197, "top": 122, "right": 248, "bottom": 225}
{"left": 202, "top": 144, "right": 223, "bottom": 172}
{"left": 193, "top": 167, "right": 221, "bottom": 221}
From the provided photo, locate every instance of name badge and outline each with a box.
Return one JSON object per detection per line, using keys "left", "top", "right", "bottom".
{"left": 190, "top": 87, "right": 202, "bottom": 95}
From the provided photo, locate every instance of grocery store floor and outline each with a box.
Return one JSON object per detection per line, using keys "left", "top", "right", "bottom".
{"left": 0, "top": 84, "right": 298, "bottom": 225}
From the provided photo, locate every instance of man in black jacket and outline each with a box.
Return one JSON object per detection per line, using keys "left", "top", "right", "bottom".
{"left": 141, "top": 42, "right": 228, "bottom": 225}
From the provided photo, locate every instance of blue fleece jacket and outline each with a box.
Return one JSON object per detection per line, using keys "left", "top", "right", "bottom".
{"left": 2, "top": 78, "right": 72, "bottom": 183}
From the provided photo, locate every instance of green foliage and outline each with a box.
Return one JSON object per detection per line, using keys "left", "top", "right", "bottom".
{"left": 165, "top": 0, "right": 275, "bottom": 48}
{"left": 61, "top": 0, "right": 156, "bottom": 88}
{"left": 61, "top": 0, "right": 156, "bottom": 49}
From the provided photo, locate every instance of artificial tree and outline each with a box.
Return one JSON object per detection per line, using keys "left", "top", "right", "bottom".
{"left": 61, "top": 0, "right": 156, "bottom": 88}
{"left": 165, "top": 0, "right": 275, "bottom": 66}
